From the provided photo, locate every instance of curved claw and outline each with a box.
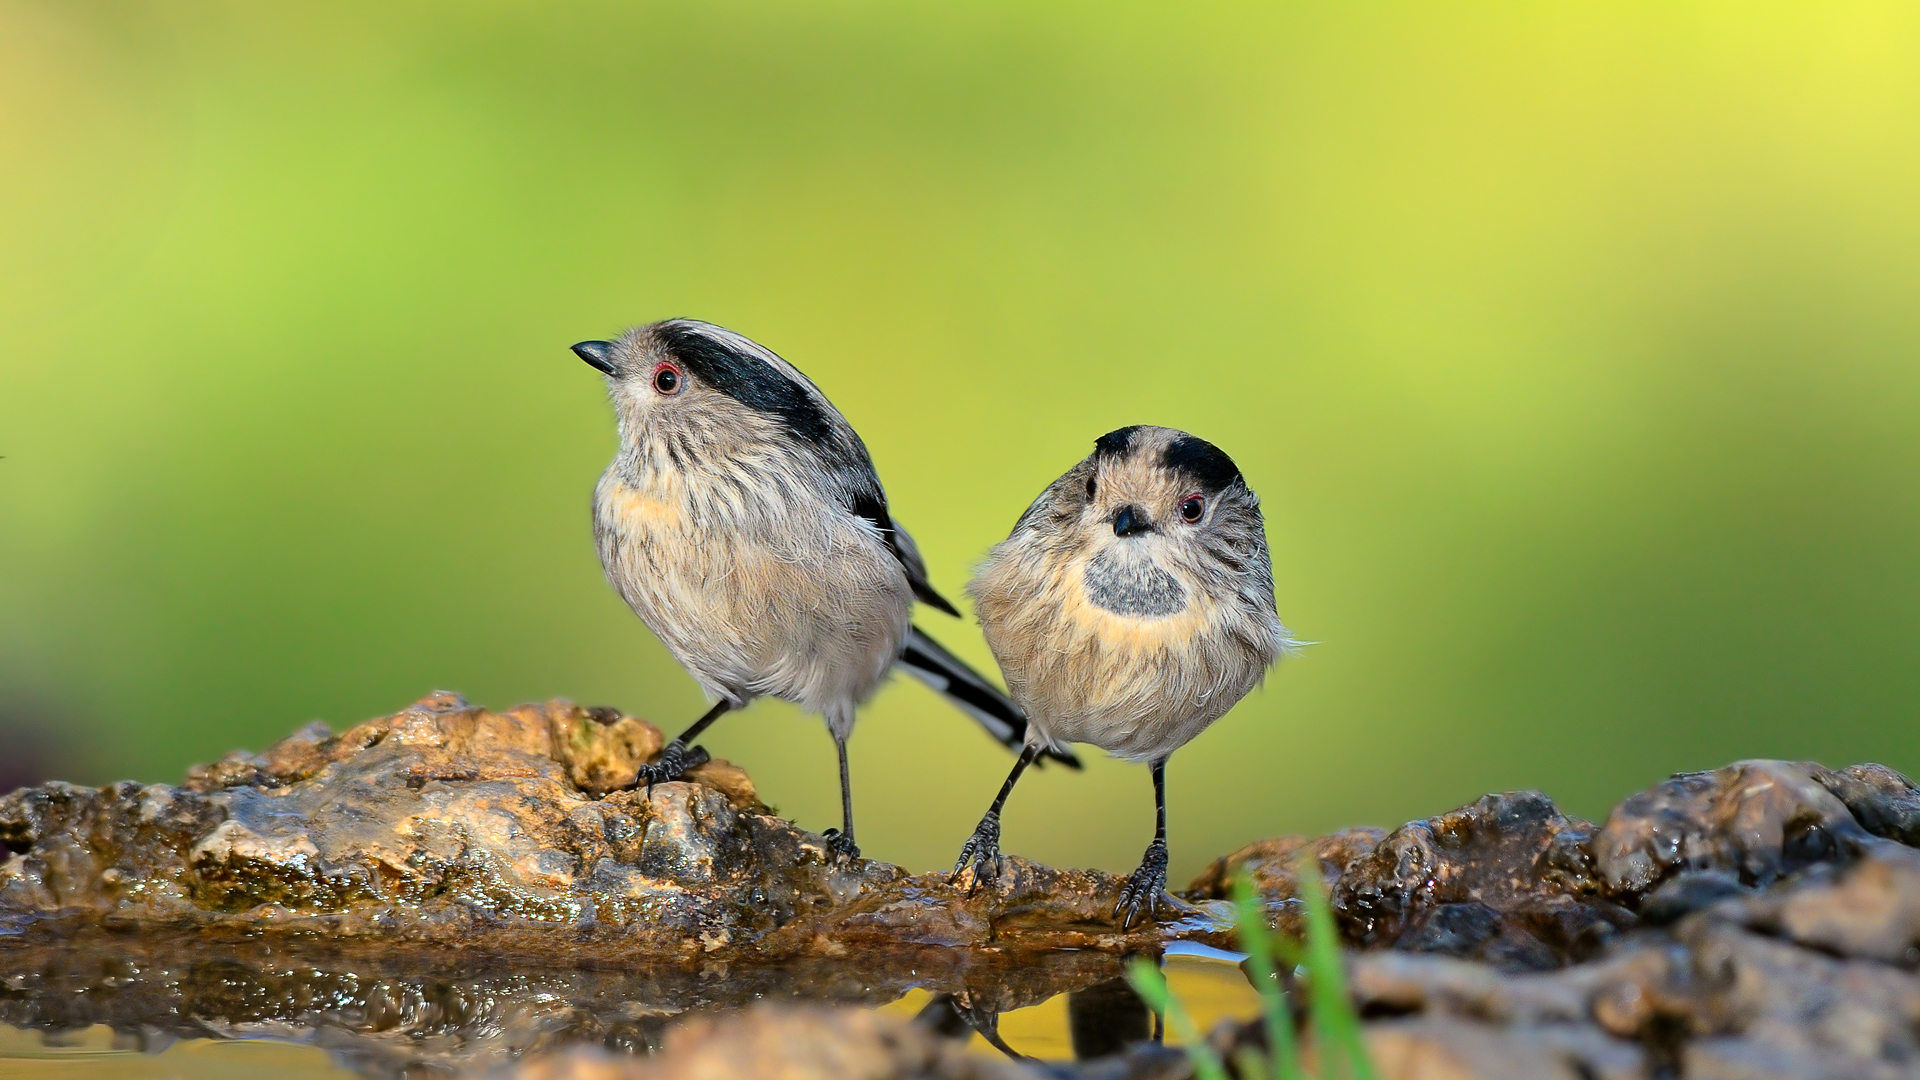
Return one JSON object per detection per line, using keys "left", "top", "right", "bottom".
{"left": 633, "top": 741, "right": 710, "bottom": 794}
{"left": 822, "top": 828, "right": 861, "bottom": 862}
{"left": 1113, "top": 839, "right": 1170, "bottom": 931}
{"left": 948, "top": 812, "right": 1004, "bottom": 896}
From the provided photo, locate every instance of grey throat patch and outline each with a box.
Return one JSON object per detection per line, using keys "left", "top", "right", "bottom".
{"left": 1083, "top": 548, "right": 1187, "bottom": 618}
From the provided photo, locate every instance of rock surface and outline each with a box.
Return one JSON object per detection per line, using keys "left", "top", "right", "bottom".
{"left": 1338, "top": 847, "right": 1920, "bottom": 1079}
{"left": 6, "top": 695, "right": 1920, "bottom": 1080}
{"left": 0, "top": 692, "right": 1209, "bottom": 960}
{"left": 1192, "top": 765, "right": 1920, "bottom": 1080}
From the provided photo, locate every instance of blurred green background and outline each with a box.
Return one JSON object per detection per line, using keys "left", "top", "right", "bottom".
{"left": 4, "top": 1, "right": 1919, "bottom": 881}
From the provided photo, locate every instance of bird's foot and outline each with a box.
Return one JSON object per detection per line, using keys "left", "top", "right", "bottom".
{"left": 948, "top": 812, "right": 1005, "bottom": 895}
{"left": 822, "top": 828, "right": 861, "bottom": 862}
{"left": 632, "top": 740, "right": 710, "bottom": 793}
{"left": 1113, "top": 838, "right": 1169, "bottom": 931}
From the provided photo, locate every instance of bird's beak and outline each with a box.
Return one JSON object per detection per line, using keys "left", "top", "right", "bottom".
{"left": 572, "top": 340, "right": 617, "bottom": 375}
{"left": 1112, "top": 505, "right": 1154, "bottom": 537}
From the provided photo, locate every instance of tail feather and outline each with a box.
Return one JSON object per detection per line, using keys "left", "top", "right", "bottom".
{"left": 897, "top": 625, "right": 1082, "bottom": 770}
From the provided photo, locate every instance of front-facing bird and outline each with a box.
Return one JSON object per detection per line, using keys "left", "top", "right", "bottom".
{"left": 951, "top": 425, "right": 1294, "bottom": 926}
{"left": 575, "top": 319, "right": 1075, "bottom": 861}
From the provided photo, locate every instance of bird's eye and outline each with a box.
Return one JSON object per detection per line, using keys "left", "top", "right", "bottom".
{"left": 1085, "top": 476, "right": 1097, "bottom": 499}
{"left": 652, "top": 362, "right": 682, "bottom": 395}
{"left": 1179, "top": 494, "right": 1205, "bottom": 523}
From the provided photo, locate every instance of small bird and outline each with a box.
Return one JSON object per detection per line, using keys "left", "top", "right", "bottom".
{"left": 950, "top": 425, "right": 1293, "bottom": 927}
{"left": 573, "top": 319, "right": 1076, "bottom": 860}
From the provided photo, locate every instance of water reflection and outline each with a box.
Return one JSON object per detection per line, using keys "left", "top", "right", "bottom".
{"left": 0, "top": 1025, "right": 356, "bottom": 1080}
{"left": 906, "top": 975, "right": 1161, "bottom": 1063}
{"left": 1067, "top": 978, "right": 1155, "bottom": 1060}
{"left": 0, "top": 939, "right": 1256, "bottom": 1077}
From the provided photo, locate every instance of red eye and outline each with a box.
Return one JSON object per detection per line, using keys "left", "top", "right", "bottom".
{"left": 652, "top": 362, "right": 682, "bottom": 395}
{"left": 1179, "top": 494, "right": 1205, "bottom": 523}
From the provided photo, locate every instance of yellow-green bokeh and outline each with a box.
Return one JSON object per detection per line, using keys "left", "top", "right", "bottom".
{"left": 5, "top": 2, "right": 1919, "bottom": 881}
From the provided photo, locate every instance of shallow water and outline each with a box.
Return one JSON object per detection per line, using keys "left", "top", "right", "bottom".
{"left": 0, "top": 939, "right": 1258, "bottom": 1078}
{"left": 0, "top": 1025, "right": 357, "bottom": 1080}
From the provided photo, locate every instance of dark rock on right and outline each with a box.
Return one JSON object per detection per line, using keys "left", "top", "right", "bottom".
{"left": 1634, "top": 867, "right": 1751, "bottom": 925}
{"left": 1810, "top": 762, "right": 1920, "bottom": 847}
{"left": 1338, "top": 845, "right": 1920, "bottom": 1080}
{"left": 1192, "top": 760, "right": 1920, "bottom": 1080}
{"left": 1190, "top": 790, "right": 1629, "bottom": 971}
{"left": 1188, "top": 759, "right": 1920, "bottom": 976}
{"left": 1328, "top": 790, "right": 1632, "bottom": 970}
{"left": 1590, "top": 759, "right": 1880, "bottom": 896}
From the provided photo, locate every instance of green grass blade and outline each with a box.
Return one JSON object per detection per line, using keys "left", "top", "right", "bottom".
{"left": 1125, "top": 957, "right": 1230, "bottom": 1080}
{"left": 1229, "top": 872, "right": 1307, "bottom": 1080}
{"left": 1294, "top": 854, "right": 1381, "bottom": 1080}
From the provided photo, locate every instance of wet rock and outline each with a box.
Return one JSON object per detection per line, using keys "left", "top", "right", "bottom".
{"left": 1591, "top": 760, "right": 1876, "bottom": 897}
{"left": 1636, "top": 869, "right": 1751, "bottom": 926}
{"left": 1187, "top": 795, "right": 1638, "bottom": 972}
{"left": 1, "top": 694, "right": 851, "bottom": 959}
{"left": 0, "top": 693, "right": 1221, "bottom": 960}
{"left": 1184, "top": 828, "right": 1385, "bottom": 937}
{"left": 1324, "top": 792, "right": 1631, "bottom": 970}
{"left": 803, "top": 856, "right": 1232, "bottom": 956}
{"left": 1810, "top": 763, "right": 1920, "bottom": 847}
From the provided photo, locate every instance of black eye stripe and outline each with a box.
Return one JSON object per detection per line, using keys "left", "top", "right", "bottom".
{"left": 652, "top": 321, "right": 834, "bottom": 442}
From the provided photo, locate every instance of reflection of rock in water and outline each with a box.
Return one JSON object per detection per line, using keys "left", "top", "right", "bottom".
{"left": 913, "top": 970, "right": 1162, "bottom": 1063}
{"left": 518, "top": 1005, "right": 1036, "bottom": 1080}
{"left": 0, "top": 937, "right": 1133, "bottom": 1078}
{"left": 1066, "top": 978, "right": 1151, "bottom": 1060}
{"left": 911, "top": 979, "right": 1158, "bottom": 1065}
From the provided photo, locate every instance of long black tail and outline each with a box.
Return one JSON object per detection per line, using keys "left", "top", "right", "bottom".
{"left": 896, "top": 625, "right": 1082, "bottom": 769}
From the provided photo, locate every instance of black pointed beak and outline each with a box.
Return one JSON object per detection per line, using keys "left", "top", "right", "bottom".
{"left": 572, "top": 340, "right": 616, "bottom": 375}
{"left": 1112, "top": 504, "right": 1153, "bottom": 537}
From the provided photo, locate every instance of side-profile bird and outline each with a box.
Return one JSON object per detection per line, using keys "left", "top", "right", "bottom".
{"left": 950, "top": 425, "right": 1293, "bottom": 927}
{"left": 573, "top": 319, "right": 1077, "bottom": 860}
